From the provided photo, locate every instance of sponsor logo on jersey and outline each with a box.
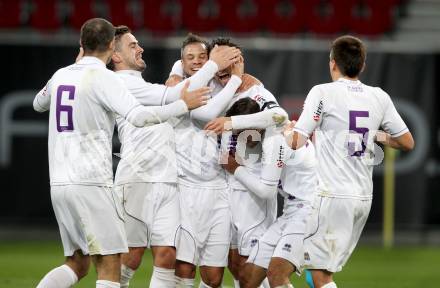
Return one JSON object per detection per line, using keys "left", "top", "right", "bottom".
{"left": 282, "top": 243, "right": 292, "bottom": 252}
{"left": 313, "top": 100, "right": 323, "bottom": 121}
{"left": 277, "top": 145, "right": 285, "bottom": 168}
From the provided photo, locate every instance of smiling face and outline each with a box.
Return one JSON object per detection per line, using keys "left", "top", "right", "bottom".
{"left": 181, "top": 42, "right": 208, "bottom": 76}
{"left": 116, "top": 32, "right": 146, "bottom": 72}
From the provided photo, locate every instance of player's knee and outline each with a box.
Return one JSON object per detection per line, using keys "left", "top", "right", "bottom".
{"left": 153, "top": 247, "right": 176, "bottom": 268}
{"left": 267, "top": 266, "right": 288, "bottom": 287}
{"left": 175, "top": 260, "right": 196, "bottom": 279}
{"left": 69, "top": 261, "right": 89, "bottom": 280}
{"left": 201, "top": 275, "right": 223, "bottom": 288}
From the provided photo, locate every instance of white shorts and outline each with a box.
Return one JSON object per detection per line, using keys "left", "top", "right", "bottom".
{"left": 114, "top": 183, "right": 180, "bottom": 248}
{"left": 230, "top": 188, "right": 277, "bottom": 256}
{"left": 247, "top": 196, "right": 310, "bottom": 274}
{"left": 51, "top": 185, "right": 128, "bottom": 256}
{"left": 176, "top": 183, "right": 231, "bottom": 267}
{"left": 303, "top": 195, "right": 372, "bottom": 273}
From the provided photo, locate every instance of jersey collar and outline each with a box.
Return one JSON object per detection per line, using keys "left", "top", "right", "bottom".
{"left": 116, "top": 70, "right": 143, "bottom": 78}
{"left": 77, "top": 56, "right": 107, "bottom": 67}
{"left": 337, "top": 77, "right": 361, "bottom": 85}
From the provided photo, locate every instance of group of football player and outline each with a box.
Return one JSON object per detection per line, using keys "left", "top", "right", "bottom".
{"left": 34, "top": 17, "right": 414, "bottom": 288}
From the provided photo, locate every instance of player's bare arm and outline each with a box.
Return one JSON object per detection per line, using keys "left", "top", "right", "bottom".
{"left": 180, "top": 80, "right": 211, "bottom": 110}
{"left": 221, "top": 154, "right": 241, "bottom": 174}
{"left": 375, "top": 130, "right": 414, "bottom": 151}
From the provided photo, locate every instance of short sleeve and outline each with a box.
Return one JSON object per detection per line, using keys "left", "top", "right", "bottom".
{"left": 33, "top": 77, "right": 55, "bottom": 112}
{"left": 379, "top": 89, "right": 409, "bottom": 137}
{"left": 294, "top": 85, "right": 324, "bottom": 137}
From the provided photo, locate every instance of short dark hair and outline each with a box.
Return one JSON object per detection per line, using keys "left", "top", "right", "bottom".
{"left": 80, "top": 18, "right": 115, "bottom": 54}
{"left": 107, "top": 25, "right": 131, "bottom": 70}
{"left": 225, "top": 98, "right": 260, "bottom": 117}
{"left": 181, "top": 33, "right": 210, "bottom": 56}
{"left": 330, "top": 35, "right": 366, "bottom": 78}
{"left": 210, "top": 37, "right": 241, "bottom": 51}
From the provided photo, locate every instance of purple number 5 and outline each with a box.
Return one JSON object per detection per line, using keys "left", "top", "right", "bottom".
{"left": 348, "top": 110, "right": 369, "bottom": 156}
{"left": 56, "top": 85, "right": 75, "bottom": 132}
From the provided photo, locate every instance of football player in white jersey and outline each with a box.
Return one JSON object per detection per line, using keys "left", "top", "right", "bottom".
{"left": 107, "top": 26, "right": 241, "bottom": 288}
{"left": 285, "top": 35, "right": 414, "bottom": 288}
{"left": 203, "top": 38, "right": 288, "bottom": 288}
{"left": 32, "top": 18, "right": 212, "bottom": 288}
{"left": 169, "top": 37, "right": 288, "bottom": 288}
{"left": 165, "top": 35, "right": 246, "bottom": 288}
{"left": 221, "top": 99, "right": 317, "bottom": 288}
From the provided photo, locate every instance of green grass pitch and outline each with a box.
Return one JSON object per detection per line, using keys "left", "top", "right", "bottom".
{"left": 0, "top": 241, "right": 439, "bottom": 287}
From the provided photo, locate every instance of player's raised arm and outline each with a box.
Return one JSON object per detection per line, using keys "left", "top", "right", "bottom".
{"left": 204, "top": 89, "right": 288, "bottom": 134}
{"left": 33, "top": 79, "right": 52, "bottom": 112}
{"left": 163, "top": 46, "right": 241, "bottom": 104}
{"left": 190, "top": 57, "right": 244, "bottom": 123}
{"left": 125, "top": 81, "right": 210, "bottom": 127}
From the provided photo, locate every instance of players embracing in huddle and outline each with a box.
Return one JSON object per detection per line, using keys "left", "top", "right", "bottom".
{"left": 34, "top": 17, "right": 413, "bottom": 288}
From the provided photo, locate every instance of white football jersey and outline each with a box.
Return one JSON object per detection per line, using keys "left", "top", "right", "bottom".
{"left": 225, "top": 84, "right": 281, "bottom": 190}
{"left": 34, "top": 57, "right": 141, "bottom": 186}
{"left": 114, "top": 70, "right": 178, "bottom": 185}
{"left": 173, "top": 113, "right": 228, "bottom": 188}
{"left": 258, "top": 127, "right": 317, "bottom": 202}
{"left": 294, "top": 78, "right": 408, "bottom": 199}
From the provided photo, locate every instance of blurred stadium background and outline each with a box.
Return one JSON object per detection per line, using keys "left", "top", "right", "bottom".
{"left": 0, "top": 0, "right": 439, "bottom": 287}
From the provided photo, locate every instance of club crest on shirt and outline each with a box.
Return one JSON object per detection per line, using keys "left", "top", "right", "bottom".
{"left": 313, "top": 100, "right": 323, "bottom": 121}
{"left": 250, "top": 239, "right": 258, "bottom": 247}
{"left": 304, "top": 252, "right": 310, "bottom": 261}
{"left": 282, "top": 243, "right": 292, "bottom": 252}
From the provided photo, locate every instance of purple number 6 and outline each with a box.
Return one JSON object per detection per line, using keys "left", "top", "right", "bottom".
{"left": 56, "top": 85, "right": 75, "bottom": 132}
{"left": 348, "top": 110, "right": 369, "bottom": 156}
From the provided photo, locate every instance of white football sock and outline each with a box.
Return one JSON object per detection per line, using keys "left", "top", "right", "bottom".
{"left": 176, "top": 276, "right": 195, "bottom": 287}
{"left": 199, "top": 280, "right": 213, "bottom": 288}
{"left": 260, "top": 277, "right": 270, "bottom": 288}
{"left": 120, "top": 264, "right": 135, "bottom": 288}
{"left": 321, "top": 282, "right": 337, "bottom": 288}
{"left": 96, "top": 280, "right": 120, "bottom": 288}
{"left": 149, "top": 266, "right": 176, "bottom": 287}
{"left": 36, "top": 264, "right": 78, "bottom": 288}
{"left": 273, "top": 284, "right": 294, "bottom": 288}
{"left": 233, "top": 278, "right": 240, "bottom": 287}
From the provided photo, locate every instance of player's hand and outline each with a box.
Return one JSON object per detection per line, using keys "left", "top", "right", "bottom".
{"left": 165, "top": 75, "right": 183, "bottom": 87}
{"left": 231, "top": 55, "right": 244, "bottom": 78}
{"left": 204, "top": 117, "right": 232, "bottom": 134}
{"left": 75, "top": 47, "right": 84, "bottom": 63}
{"left": 180, "top": 80, "right": 211, "bottom": 110}
{"left": 283, "top": 120, "right": 296, "bottom": 146}
{"left": 283, "top": 120, "right": 296, "bottom": 135}
{"left": 221, "top": 154, "right": 240, "bottom": 174}
{"left": 237, "top": 74, "right": 261, "bottom": 93}
{"left": 210, "top": 45, "right": 241, "bottom": 71}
